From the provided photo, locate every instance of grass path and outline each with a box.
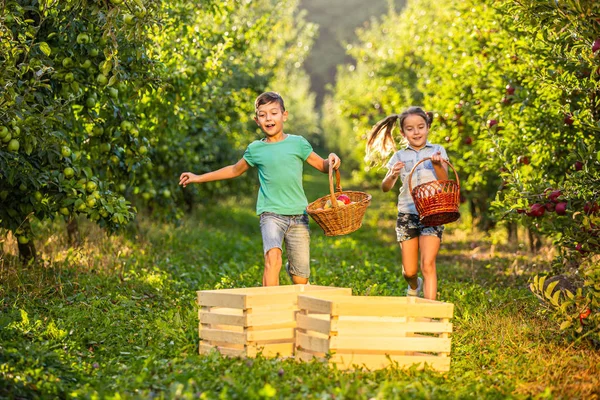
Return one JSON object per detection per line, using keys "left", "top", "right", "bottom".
{"left": 1, "top": 167, "right": 599, "bottom": 399}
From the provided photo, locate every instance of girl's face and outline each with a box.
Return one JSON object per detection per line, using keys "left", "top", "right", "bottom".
{"left": 401, "top": 114, "right": 429, "bottom": 150}
{"left": 254, "top": 101, "right": 288, "bottom": 139}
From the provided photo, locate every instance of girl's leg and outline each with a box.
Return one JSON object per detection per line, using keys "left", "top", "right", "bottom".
{"left": 263, "top": 248, "right": 282, "bottom": 286}
{"left": 419, "top": 235, "right": 441, "bottom": 300}
{"left": 400, "top": 237, "right": 420, "bottom": 289}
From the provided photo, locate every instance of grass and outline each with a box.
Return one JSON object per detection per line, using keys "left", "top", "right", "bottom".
{"left": 1, "top": 167, "right": 599, "bottom": 399}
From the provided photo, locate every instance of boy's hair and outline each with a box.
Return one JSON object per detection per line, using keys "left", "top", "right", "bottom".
{"left": 255, "top": 92, "right": 286, "bottom": 113}
{"left": 365, "top": 106, "right": 433, "bottom": 166}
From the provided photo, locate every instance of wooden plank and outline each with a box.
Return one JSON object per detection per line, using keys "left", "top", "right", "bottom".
{"left": 200, "top": 310, "right": 246, "bottom": 327}
{"left": 299, "top": 287, "right": 353, "bottom": 296}
{"left": 335, "top": 320, "right": 453, "bottom": 336}
{"left": 330, "top": 336, "right": 451, "bottom": 353}
{"left": 246, "top": 292, "right": 299, "bottom": 308}
{"left": 297, "top": 313, "right": 331, "bottom": 335}
{"left": 247, "top": 327, "right": 295, "bottom": 342}
{"left": 246, "top": 342, "right": 294, "bottom": 358}
{"left": 246, "top": 310, "right": 297, "bottom": 327}
{"left": 198, "top": 292, "right": 246, "bottom": 309}
{"left": 334, "top": 301, "right": 454, "bottom": 319}
{"left": 295, "top": 350, "right": 326, "bottom": 362}
{"left": 297, "top": 295, "right": 334, "bottom": 314}
{"left": 296, "top": 331, "right": 331, "bottom": 354}
{"left": 199, "top": 342, "right": 246, "bottom": 357}
{"left": 199, "top": 327, "right": 246, "bottom": 345}
{"left": 331, "top": 353, "right": 451, "bottom": 372}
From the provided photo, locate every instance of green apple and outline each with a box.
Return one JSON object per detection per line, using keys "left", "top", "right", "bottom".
{"left": 61, "top": 146, "right": 72, "bottom": 157}
{"left": 63, "top": 167, "right": 75, "bottom": 178}
{"left": 86, "top": 181, "right": 98, "bottom": 193}
{"left": 60, "top": 207, "right": 70, "bottom": 216}
{"left": 96, "top": 73, "right": 108, "bottom": 86}
{"left": 76, "top": 33, "right": 90, "bottom": 44}
{"left": 7, "top": 139, "right": 19, "bottom": 152}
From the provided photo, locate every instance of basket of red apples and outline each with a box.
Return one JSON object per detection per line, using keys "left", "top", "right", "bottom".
{"left": 307, "top": 166, "right": 372, "bottom": 236}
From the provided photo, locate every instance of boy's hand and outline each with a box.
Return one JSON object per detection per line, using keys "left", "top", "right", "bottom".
{"left": 179, "top": 172, "right": 199, "bottom": 187}
{"left": 328, "top": 153, "right": 341, "bottom": 170}
{"left": 431, "top": 152, "right": 444, "bottom": 165}
{"left": 389, "top": 161, "right": 405, "bottom": 178}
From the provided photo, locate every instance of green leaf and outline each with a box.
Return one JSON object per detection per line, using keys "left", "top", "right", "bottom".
{"left": 38, "top": 42, "right": 51, "bottom": 56}
{"left": 559, "top": 320, "right": 572, "bottom": 330}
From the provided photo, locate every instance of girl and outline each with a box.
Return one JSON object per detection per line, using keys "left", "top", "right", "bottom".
{"left": 366, "top": 106, "right": 448, "bottom": 300}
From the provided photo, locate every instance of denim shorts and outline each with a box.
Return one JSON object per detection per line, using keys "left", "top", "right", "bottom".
{"left": 395, "top": 212, "right": 444, "bottom": 242}
{"left": 259, "top": 212, "right": 310, "bottom": 279}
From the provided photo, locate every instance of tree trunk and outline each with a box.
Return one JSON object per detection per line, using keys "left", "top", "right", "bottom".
{"left": 18, "top": 240, "right": 37, "bottom": 264}
{"left": 528, "top": 228, "right": 542, "bottom": 253}
{"left": 67, "top": 217, "right": 82, "bottom": 247}
{"left": 506, "top": 222, "right": 518, "bottom": 244}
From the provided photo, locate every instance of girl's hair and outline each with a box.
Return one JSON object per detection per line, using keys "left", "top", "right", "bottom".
{"left": 365, "top": 106, "right": 433, "bottom": 166}
{"left": 255, "top": 91, "right": 285, "bottom": 113}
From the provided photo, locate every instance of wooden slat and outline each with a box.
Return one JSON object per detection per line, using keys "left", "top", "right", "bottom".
{"left": 297, "top": 295, "right": 334, "bottom": 314}
{"left": 199, "top": 342, "right": 245, "bottom": 357}
{"left": 297, "top": 313, "right": 332, "bottom": 335}
{"left": 295, "top": 350, "right": 326, "bottom": 362}
{"left": 331, "top": 353, "right": 451, "bottom": 372}
{"left": 246, "top": 342, "right": 294, "bottom": 358}
{"left": 199, "top": 327, "right": 246, "bottom": 345}
{"left": 198, "top": 292, "right": 246, "bottom": 308}
{"left": 296, "top": 331, "right": 331, "bottom": 354}
{"left": 330, "top": 336, "right": 451, "bottom": 353}
{"left": 246, "top": 292, "right": 299, "bottom": 308}
{"left": 247, "top": 327, "right": 295, "bottom": 342}
{"left": 335, "top": 320, "right": 453, "bottom": 336}
{"left": 200, "top": 310, "right": 246, "bottom": 327}
{"left": 334, "top": 301, "right": 454, "bottom": 319}
{"left": 246, "top": 310, "right": 297, "bottom": 327}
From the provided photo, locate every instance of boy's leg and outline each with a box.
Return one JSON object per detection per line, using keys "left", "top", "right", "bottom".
{"left": 264, "top": 248, "right": 282, "bottom": 286}
{"left": 284, "top": 214, "right": 310, "bottom": 284}
{"left": 259, "top": 213, "right": 287, "bottom": 286}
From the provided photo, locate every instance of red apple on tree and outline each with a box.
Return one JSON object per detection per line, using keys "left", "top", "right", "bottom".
{"left": 548, "top": 189, "right": 562, "bottom": 203}
{"left": 526, "top": 203, "right": 545, "bottom": 217}
{"left": 564, "top": 113, "right": 574, "bottom": 126}
{"left": 464, "top": 136, "right": 473, "bottom": 145}
{"left": 487, "top": 119, "right": 498, "bottom": 129}
{"left": 574, "top": 161, "right": 583, "bottom": 171}
{"left": 555, "top": 202, "right": 567, "bottom": 215}
{"left": 505, "top": 85, "right": 515, "bottom": 95}
{"left": 593, "top": 38, "right": 600, "bottom": 53}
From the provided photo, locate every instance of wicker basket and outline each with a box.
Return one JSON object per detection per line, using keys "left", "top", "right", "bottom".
{"left": 306, "top": 167, "right": 371, "bottom": 236}
{"left": 408, "top": 157, "right": 461, "bottom": 227}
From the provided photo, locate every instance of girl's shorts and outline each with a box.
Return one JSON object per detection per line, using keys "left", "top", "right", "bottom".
{"left": 395, "top": 212, "right": 444, "bottom": 242}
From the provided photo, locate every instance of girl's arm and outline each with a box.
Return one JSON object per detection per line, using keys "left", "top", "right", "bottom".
{"left": 306, "top": 151, "right": 341, "bottom": 173}
{"left": 382, "top": 161, "right": 404, "bottom": 192}
{"left": 430, "top": 152, "right": 448, "bottom": 181}
{"left": 179, "top": 158, "right": 250, "bottom": 187}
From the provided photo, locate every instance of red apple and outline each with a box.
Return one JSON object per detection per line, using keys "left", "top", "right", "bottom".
{"left": 518, "top": 155, "right": 530, "bottom": 165}
{"left": 545, "top": 202, "right": 555, "bottom": 212}
{"left": 336, "top": 194, "right": 351, "bottom": 205}
{"left": 574, "top": 161, "right": 583, "bottom": 171}
{"left": 564, "top": 114, "right": 574, "bottom": 126}
{"left": 579, "top": 308, "right": 592, "bottom": 325}
{"left": 464, "top": 136, "right": 473, "bottom": 145}
{"left": 593, "top": 38, "right": 600, "bottom": 53}
{"left": 548, "top": 190, "right": 562, "bottom": 203}
{"left": 583, "top": 202, "right": 599, "bottom": 215}
{"left": 526, "top": 203, "right": 545, "bottom": 217}
{"left": 555, "top": 202, "right": 567, "bottom": 215}
{"left": 505, "top": 85, "right": 515, "bottom": 95}
{"left": 487, "top": 119, "right": 498, "bottom": 128}
{"left": 501, "top": 97, "right": 511, "bottom": 105}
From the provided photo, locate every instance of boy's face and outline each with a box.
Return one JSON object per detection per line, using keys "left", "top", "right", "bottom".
{"left": 254, "top": 101, "right": 287, "bottom": 138}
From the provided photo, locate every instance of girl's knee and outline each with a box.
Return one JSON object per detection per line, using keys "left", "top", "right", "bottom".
{"left": 420, "top": 260, "right": 436, "bottom": 275}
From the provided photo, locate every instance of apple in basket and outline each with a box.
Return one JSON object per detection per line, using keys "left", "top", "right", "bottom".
{"left": 324, "top": 199, "right": 345, "bottom": 209}
{"left": 336, "top": 194, "right": 351, "bottom": 205}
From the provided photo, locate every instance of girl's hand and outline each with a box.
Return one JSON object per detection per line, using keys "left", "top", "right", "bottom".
{"left": 179, "top": 172, "right": 199, "bottom": 187}
{"left": 389, "top": 161, "right": 405, "bottom": 177}
{"left": 328, "top": 153, "right": 341, "bottom": 170}
{"left": 431, "top": 152, "right": 444, "bottom": 165}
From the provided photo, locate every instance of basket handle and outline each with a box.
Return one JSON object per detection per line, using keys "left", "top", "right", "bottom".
{"left": 328, "top": 164, "right": 342, "bottom": 209}
{"left": 407, "top": 157, "right": 460, "bottom": 195}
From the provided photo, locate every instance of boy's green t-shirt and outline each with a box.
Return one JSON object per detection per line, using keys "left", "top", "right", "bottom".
{"left": 243, "top": 134, "right": 313, "bottom": 216}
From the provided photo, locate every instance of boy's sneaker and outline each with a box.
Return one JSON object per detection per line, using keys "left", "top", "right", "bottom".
{"left": 406, "top": 277, "right": 423, "bottom": 297}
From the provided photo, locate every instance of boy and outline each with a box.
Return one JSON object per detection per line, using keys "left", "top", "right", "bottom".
{"left": 179, "top": 91, "right": 341, "bottom": 286}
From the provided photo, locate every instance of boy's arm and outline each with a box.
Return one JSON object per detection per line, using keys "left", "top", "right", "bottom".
{"left": 179, "top": 158, "right": 250, "bottom": 188}
{"left": 306, "top": 151, "right": 341, "bottom": 173}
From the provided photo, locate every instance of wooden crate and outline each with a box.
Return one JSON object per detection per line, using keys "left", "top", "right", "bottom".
{"left": 295, "top": 295, "right": 454, "bottom": 371}
{"left": 197, "top": 285, "right": 352, "bottom": 358}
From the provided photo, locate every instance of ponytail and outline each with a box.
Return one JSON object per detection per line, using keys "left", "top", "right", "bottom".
{"left": 364, "top": 107, "right": 433, "bottom": 167}
{"left": 364, "top": 114, "right": 400, "bottom": 166}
